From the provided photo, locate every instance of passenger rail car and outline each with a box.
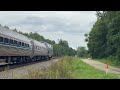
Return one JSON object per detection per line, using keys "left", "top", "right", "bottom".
{"left": 0, "top": 25, "right": 53, "bottom": 64}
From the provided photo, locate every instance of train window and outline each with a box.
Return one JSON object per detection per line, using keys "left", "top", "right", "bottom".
{"left": 22, "top": 42, "right": 24, "bottom": 47}
{"left": 10, "top": 39, "right": 13, "bottom": 45}
{"left": 25, "top": 43, "right": 28, "bottom": 47}
{"left": 0, "top": 37, "right": 4, "bottom": 42}
{"left": 14, "top": 40, "right": 17, "bottom": 45}
{"left": 19, "top": 42, "right": 21, "bottom": 46}
{"left": 27, "top": 44, "right": 29, "bottom": 47}
{"left": 5, "top": 38, "right": 9, "bottom": 44}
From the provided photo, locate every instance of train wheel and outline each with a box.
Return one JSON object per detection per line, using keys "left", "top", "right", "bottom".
{"left": 44, "top": 56, "right": 48, "bottom": 61}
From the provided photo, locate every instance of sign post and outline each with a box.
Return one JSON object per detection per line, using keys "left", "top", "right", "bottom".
{"left": 106, "top": 64, "right": 109, "bottom": 74}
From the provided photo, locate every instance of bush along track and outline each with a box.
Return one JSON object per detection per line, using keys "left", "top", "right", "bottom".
{"left": 17, "top": 56, "right": 119, "bottom": 79}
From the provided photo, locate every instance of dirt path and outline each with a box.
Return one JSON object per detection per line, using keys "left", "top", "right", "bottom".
{"left": 81, "top": 58, "right": 120, "bottom": 75}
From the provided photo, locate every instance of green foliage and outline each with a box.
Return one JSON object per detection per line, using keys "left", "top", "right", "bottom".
{"left": 77, "top": 47, "right": 88, "bottom": 57}
{"left": 58, "top": 39, "right": 69, "bottom": 47}
{"left": 87, "top": 11, "right": 120, "bottom": 62}
{"left": 84, "top": 33, "right": 88, "bottom": 37}
{"left": 53, "top": 44, "right": 76, "bottom": 57}
{"left": 88, "top": 18, "right": 108, "bottom": 58}
{"left": 4, "top": 25, "right": 9, "bottom": 29}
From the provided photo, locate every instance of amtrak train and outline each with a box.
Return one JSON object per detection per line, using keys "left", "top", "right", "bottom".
{"left": 0, "top": 25, "right": 53, "bottom": 64}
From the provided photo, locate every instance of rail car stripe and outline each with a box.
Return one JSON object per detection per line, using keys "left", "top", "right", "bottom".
{"left": 0, "top": 54, "right": 20, "bottom": 56}
{"left": 0, "top": 43, "right": 32, "bottom": 50}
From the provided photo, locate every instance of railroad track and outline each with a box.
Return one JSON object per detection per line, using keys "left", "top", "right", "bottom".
{"left": 0, "top": 57, "right": 59, "bottom": 72}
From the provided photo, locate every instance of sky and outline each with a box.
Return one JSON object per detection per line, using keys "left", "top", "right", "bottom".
{"left": 0, "top": 11, "right": 97, "bottom": 50}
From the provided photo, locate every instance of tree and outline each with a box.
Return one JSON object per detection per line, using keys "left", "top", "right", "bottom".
{"left": 106, "top": 14, "right": 120, "bottom": 60}
{"left": 84, "top": 33, "right": 88, "bottom": 37}
{"left": 87, "top": 11, "right": 118, "bottom": 59}
{"left": 4, "top": 26, "right": 9, "bottom": 29}
{"left": 13, "top": 28, "right": 18, "bottom": 32}
{"left": 58, "top": 39, "right": 69, "bottom": 47}
{"left": 84, "top": 33, "right": 89, "bottom": 42}
{"left": 77, "top": 47, "right": 88, "bottom": 57}
{"left": 87, "top": 11, "right": 120, "bottom": 61}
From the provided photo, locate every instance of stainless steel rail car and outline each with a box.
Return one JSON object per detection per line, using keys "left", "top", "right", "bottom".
{"left": 0, "top": 25, "right": 53, "bottom": 64}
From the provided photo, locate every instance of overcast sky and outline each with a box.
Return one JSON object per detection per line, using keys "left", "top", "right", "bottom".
{"left": 0, "top": 11, "right": 97, "bottom": 49}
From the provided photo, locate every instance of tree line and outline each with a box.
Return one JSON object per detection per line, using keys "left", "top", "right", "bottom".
{"left": 85, "top": 11, "right": 120, "bottom": 61}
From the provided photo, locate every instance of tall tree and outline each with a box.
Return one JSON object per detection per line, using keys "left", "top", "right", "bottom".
{"left": 77, "top": 47, "right": 88, "bottom": 57}
{"left": 58, "top": 39, "right": 69, "bottom": 47}
{"left": 87, "top": 11, "right": 120, "bottom": 61}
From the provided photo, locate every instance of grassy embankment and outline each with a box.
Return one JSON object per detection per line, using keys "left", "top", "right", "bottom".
{"left": 19, "top": 56, "right": 119, "bottom": 79}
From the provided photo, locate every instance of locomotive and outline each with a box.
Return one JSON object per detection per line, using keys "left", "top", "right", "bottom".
{"left": 0, "top": 25, "right": 53, "bottom": 64}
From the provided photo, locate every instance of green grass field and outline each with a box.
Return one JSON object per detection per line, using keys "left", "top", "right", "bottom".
{"left": 71, "top": 58, "right": 119, "bottom": 79}
{"left": 20, "top": 56, "right": 120, "bottom": 79}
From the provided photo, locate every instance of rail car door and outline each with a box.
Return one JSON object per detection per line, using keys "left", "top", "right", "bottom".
{"left": 30, "top": 40, "right": 34, "bottom": 58}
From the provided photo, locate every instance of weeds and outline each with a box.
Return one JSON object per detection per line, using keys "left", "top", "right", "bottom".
{"left": 19, "top": 56, "right": 119, "bottom": 79}
{"left": 23, "top": 56, "right": 73, "bottom": 79}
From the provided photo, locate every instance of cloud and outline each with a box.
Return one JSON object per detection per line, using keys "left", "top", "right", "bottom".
{"left": 0, "top": 11, "right": 97, "bottom": 49}
{"left": 8, "top": 15, "right": 96, "bottom": 34}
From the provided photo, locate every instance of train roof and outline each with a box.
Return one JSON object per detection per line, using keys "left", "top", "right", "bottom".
{"left": 33, "top": 40, "right": 46, "bottom": 48}
{"left": 0, "top": 25, "right": 30, "bottom": 42}
{"left": 0, "top": 25, "right": 53, "bottom": 46}
{"left": 41, "top": 41, "right": 52, "bottom": 46}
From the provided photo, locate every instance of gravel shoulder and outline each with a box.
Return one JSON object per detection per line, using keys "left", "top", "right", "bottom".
{"left": 81, "top": 58, "right": 120, "bottom": 75}
{"left": 0, "top": 58, "right": 61, "bottom": 79}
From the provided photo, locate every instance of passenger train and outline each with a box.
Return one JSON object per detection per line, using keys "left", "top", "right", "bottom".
{"left": 0, "top": 25, "right": 53, "bottom": 64}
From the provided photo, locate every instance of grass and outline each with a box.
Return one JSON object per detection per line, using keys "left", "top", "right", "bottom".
{"left": 19, "top": 56, "right": 119, "bottom": 79}
{"left": 71, "top": 58, "right": 119, "bottom": 79}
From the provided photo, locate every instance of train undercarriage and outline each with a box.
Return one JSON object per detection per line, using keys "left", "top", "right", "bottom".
{"left": 0, "top": 55, "right": 51, "bottom": 65}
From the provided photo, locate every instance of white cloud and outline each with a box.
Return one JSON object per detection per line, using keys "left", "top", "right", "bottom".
{"left": 0, "top": 11, "right": 97, "bottom": 49}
